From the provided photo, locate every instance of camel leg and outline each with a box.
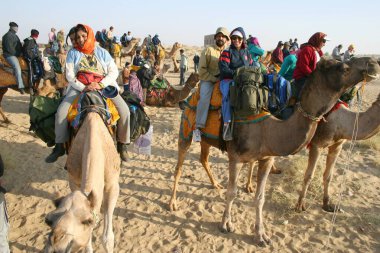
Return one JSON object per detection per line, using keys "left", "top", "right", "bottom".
{"left": 169, "top": 137, "right": 192, "bottom": 211}
{"left": 200, "top": 140, "right": 223, "bottom": 189}
{"left": 245, "top": 161, "right": 280, "bottom": 193}
{"left": 296, "top": 144, "right": 321, "bottom": 212}
{"left": 220, "top": 158, "right": 241, "bottom": 233}
{"left": 322, "top": 142, "right": 344, "bottom": 212}
{"left": 254, "top": 158, "right": 274, "bottom": 247}
{"left": 0, "top": 88, "right": 10, "bottom": 123}
{"left": 245, "top": 162, "right": 256, "bottom": 193}
{"left": 102, "top": 182, "right": 119, "bottom": 253}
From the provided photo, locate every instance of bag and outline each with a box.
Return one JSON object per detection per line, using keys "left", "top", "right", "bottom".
{"left": 76, "top": 71, "right": 104, "bottom": 85}
{"left": 133, "top": 125, "right": 153, "bottom": 155}
{"left": 29, "top": 94, "right": 62, "bottom": 145}
{"left": 121, "top": 91, "right": 151, "bottom": 142}
{"left": 231, "top": 66, "right": 268, "bottom": 117}
{"left": 265, "top": 74, "right": 291, "bottom": 115}
{"left": 48, "top": 56, "right": 63, "bottom": 74}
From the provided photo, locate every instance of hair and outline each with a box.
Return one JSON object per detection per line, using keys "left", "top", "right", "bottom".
{"left": 31, "top": 29, "right": 39, "bottom": 36}
{"left": 110, "top": 26, "right": 114, "bottom": 30}
{"left": 66, "top": 26, "right": 77, "bottom": 45}
{"left": 180, "top": 49, "right": 184, "bottom": 53}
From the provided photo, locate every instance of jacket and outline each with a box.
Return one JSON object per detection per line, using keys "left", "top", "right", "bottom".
{"left": 23, "top": 37, "right": 40, "bottom": 61}
{"left": 219, "top": 46, "right": 252, "bottom": 80}
{"left": 272, "top": 46, "right": 283, "bottom": 64}
{"left": 2, "top": 29, "right": 22, "bottom": 58}
{"left": 293, "top": 44, "right": 322, "bottom": 80}
{"left": 65, "top": 46, "right": 119, "bottom": 92}
{"left": 198, "top": 45, "right": 224, "bottom": 83}
{"left": 248, "top": 44, "right": 265, "bottom": 62}
{"left": 137, "top": 67, "right": 155, "bottom": 89}
{"left": 278, "top": 54, "right": 297, "bottom": 81}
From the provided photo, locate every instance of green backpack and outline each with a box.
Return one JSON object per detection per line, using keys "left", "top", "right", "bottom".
{"left": 230, "top": 66, "right": 268, "bottom": 118}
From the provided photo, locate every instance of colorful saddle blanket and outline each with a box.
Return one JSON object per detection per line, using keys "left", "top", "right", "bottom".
{"left": 180, "top": 82, "right": 270, "bottom": 141}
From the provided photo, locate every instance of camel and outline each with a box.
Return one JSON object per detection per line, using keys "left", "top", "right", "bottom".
{"left": 0, "top": 56, "right": 66, "bottom": 122}
{"left": 295, "top": 91, "right": 380, "bottom": 212}
{"left": 169, "top": 57, "right": 380, "bottom": 246}
{"left": 145, "top": 72, "right": 199, "bottom": 107}
{"left": 141, "top": 40, "right": 182, "bottom": 71}
{"left": 119, "top": 37, "right": 141, "bottom": 64}
{"left": 45, "top": 111, "right": 121, "bottom": 253}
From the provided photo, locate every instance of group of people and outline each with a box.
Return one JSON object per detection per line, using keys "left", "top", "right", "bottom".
{"left": 332, "top": 44, "right": 355, "bottom": 62}
{"left": 1, "top": 22, "right": 47, "bottom": 94}
{"left": 192, "top": 26, "right": 331, "bottom": 141}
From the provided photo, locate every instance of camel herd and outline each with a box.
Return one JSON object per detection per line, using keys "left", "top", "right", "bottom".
{"left": 0, "top": 55, "right": 380, "bottom": 251}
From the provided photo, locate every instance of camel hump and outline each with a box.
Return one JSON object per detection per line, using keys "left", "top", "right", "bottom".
{"left": 0, "top": 55, "right": 28, "bottom": 70}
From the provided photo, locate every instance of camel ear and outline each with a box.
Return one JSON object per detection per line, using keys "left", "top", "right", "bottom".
{"left": 317, "top": 58, "right": 336, "bottom": 71}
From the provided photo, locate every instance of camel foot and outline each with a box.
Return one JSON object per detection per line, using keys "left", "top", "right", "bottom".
{"left": 212, "top": 182, "right": 223, "bottom": 190}
{"left": 219, "top": 219, "right": 235, "bottom": 234}
{"left": 322, "top": 203, "right": 339, "bottom": 213}
{"left": 169, "top": 199, "right": 178, "bottom": 211}
{"left": 256, "top": 233, "right": 272, "bottom": 247}
{"left": 295, "top": 202, "right": 306, "bottom": 212}
{"left": 270, "top": 166, "right": 282, "bottom": 174}
{"left": 245, "top": 184, "right": 254, "bottom": 193}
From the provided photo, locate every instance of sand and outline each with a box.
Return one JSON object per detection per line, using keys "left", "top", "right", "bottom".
{"left": 0, "top": 46, "right": 379, "bottom": 252}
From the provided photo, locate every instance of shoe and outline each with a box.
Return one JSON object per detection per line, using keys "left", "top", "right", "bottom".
{"left": 19, "top": 88, "right": 25, "bottom": 95}
{"left": 45, "top": 143, "right": 65, "bottom": 163}
{"left": 117, "top": 142, "right": 129, "bottom": 162}
{"left": 222, "top": 123, "right": 233, "bottom": 141}
{"left": 192, "top": 129, "right": 201, "bottom": 142}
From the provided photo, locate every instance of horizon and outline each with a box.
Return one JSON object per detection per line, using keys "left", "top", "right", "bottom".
{"left": 1, "top": 0, "right": 379, "bottom": 54}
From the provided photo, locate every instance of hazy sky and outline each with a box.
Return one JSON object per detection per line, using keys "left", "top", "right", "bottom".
{"left": 1, "top": 0, "right": 379, "bottom": 54}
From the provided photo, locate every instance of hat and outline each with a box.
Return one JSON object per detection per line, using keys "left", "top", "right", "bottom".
{"left": 214, "top": 27, "right": 230, "bottom": 40}
{"left": 284, "top": 41, "right": 290, "bottom": 46}
{"left": 324, "top": 36, "right": 331, "bottom": 41}
{"left": 31, "top": 29, "right": 39, "bottom": 36}
{"left": 9, "top": 22, "right": 18, "bottom": 28}
{"left": 231, "top": 30, "right": 243, "bottom": 38}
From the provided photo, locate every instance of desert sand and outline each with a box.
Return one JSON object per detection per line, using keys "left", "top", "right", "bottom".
{"left": 0, "top": 45, "right": 379, "bottom": 252}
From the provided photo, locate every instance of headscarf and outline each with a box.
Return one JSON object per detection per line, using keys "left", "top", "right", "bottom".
{"left": 250, "top": 37, "right": 260, "bottom": 47}
{"left": 75, "top": 24, "right": 95, "bottom": 54}
{"left": 307, "top": 32, "right": 327, "bottom": 49}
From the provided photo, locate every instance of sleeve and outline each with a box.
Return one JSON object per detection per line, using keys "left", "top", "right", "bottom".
{"left": 99, "top": 50, "right": 119, "bottom": 88}
{"left": 198, "top": 47, "right": 218, "bottom": 83}
{"left": 65, "top": 50, "right": 86, "bottom": 91}
{"left": 219, "top": 49, "right": 235, "bottom": 78}
{"left": 278, "top": 57, "right": 290, "bottom": 76}
{"left": 23, "top": 40, "right": 33, "bottom": 60}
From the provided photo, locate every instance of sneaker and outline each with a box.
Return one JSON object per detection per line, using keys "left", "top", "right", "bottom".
{"left": 222, "top": 123, "right": 233, "bottom": 141}
{"left": 193, "top": 129, "right": 201, "bottom": 142}
{"left": 45, "top": 143, "right": 65, "bottom": 163}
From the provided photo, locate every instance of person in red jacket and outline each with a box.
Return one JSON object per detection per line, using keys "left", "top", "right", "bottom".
{"left": 293, "top": 32, "right": 329, "bottom": 100}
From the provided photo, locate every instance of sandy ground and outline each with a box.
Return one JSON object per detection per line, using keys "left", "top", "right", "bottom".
{"left": 0, "top": 47, "right": 379, "bottom": 252}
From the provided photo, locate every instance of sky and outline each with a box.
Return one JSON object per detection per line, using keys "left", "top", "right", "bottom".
{"left": 1, "top": 0, "right": 380, "bottom": 54}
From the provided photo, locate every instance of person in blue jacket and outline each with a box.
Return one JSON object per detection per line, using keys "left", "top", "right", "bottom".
{"left": 219, "top": 27, "right": 252, "bottom": 141}
{"left": 248, "top": 37, "right": 265, "bottom": 67}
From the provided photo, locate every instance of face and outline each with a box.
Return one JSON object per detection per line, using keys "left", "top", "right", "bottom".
{"left": 230, "top": 36, "right": 243, "bottom": 49}
{"left": 215, "top": 33, "right": 227, "bottom": 47}
{"left": 76, "top": 29, "right": 88, "bottom": 47}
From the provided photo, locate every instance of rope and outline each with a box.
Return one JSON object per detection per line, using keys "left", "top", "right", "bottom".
{"left": 325, "top": 77, "right": 366, "bottom": 247}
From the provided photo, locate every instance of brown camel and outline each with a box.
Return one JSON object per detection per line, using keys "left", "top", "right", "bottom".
{"left": 141, "top": 41, "right": 182, "bottom": 70}
{"left": 145, "top": 72, "right": 199, "bottom": 107}
{"left": 169, "top": 57, "right": 380, "bottom": 246}
{"left": 0, "top": 57, "right": 66, "bottom": 122}
{"left": 45, "top": 112, "right": 120, "bottom": 253}
{"left": 295, "top": 91, "right": 380, "bottom": 212}
{"left": 120, "top": 37, "right": 141, "bottom": 63}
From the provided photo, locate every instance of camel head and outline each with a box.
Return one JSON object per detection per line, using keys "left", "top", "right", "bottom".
{"left": 45, "top": 191, "right": 95, "bottom": 253}
{"left": 173, "top": 42, "right": 182, "bottom": 50}
{"left": 300, "top": 57, "right": 380, "bottom": 117}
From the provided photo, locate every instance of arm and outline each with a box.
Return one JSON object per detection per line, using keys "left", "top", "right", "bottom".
{"left": 297, "top": 49, "right": 314, "bottom": 76}
{"left": 278, "top": 57, "right": 291, "bottom": 76}
{"left": 99, "top": 51, "right": 119, "bottom": 87}
{"left": 65, "top": 50, "right": 86, "bottom": 91}
{"left": 219, "top": 50, "right": 235, "bottom": 78}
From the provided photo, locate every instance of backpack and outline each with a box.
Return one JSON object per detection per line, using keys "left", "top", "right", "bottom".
{"left": 121, "top": 91, "right": 151, "bottom": 142}
{"left": 265, "top": 74, "right": 291, "bottom": 115}
{"left": 230, "top": 66, "right": 268, "bottom": 117}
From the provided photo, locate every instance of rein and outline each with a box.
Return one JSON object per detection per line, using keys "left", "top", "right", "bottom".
{"left": 296, "top": 102, "right": 325, "bottom": 122}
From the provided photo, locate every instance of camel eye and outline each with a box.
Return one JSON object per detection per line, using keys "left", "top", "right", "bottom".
{"left": 81, "top": 218, "right": 93, "bottom": 226}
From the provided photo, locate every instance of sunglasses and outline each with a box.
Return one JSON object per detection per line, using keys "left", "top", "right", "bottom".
{"left": 231, "top": 36, "right": 243, "bottom": 41}
{"left": 322, "top": 39, "right": 327, "bottom": 43}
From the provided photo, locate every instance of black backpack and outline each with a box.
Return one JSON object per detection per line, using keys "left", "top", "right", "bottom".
{"left": 121, "top": 91, "right": 151, "bottom": 142}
